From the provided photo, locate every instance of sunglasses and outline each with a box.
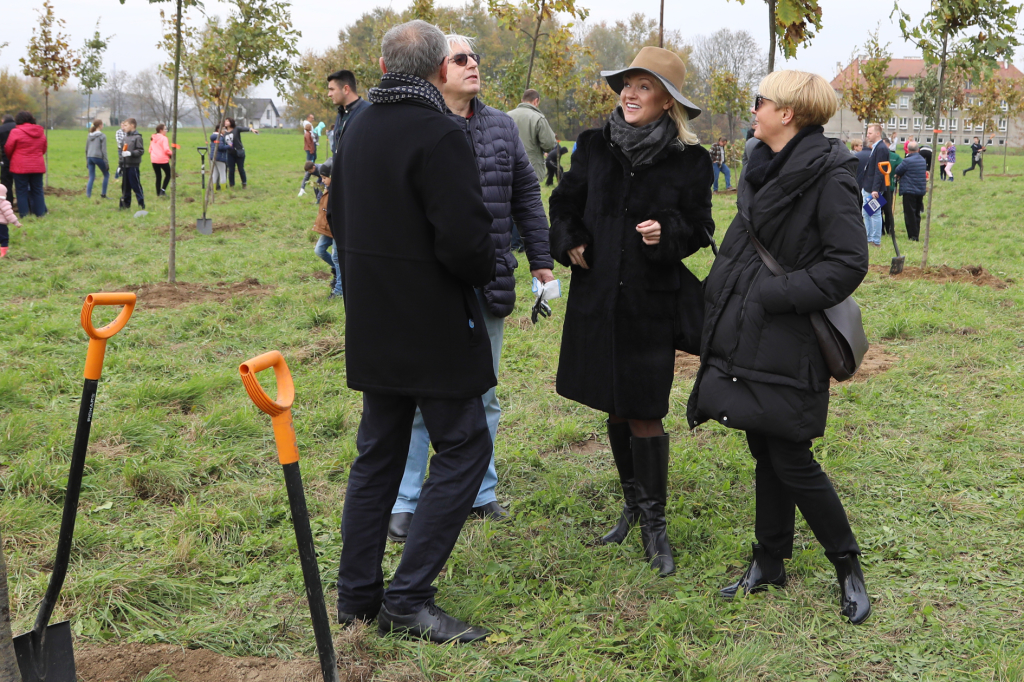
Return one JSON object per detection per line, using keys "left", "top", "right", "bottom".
{"left": 449, "top": 53, "right": 481, "bottom": 67}
{"left": 754, "top": 94, "right": 773, "bottom": 111}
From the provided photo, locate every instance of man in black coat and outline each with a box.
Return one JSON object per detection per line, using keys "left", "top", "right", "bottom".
{"left": 894, "top": 141, "right": 928, "bottom": 241}
{"left": 332, "top": 19, "right": 497, "bottom": 645}
{"left": 0, "top": 115, "right": 15, "bottom": 209}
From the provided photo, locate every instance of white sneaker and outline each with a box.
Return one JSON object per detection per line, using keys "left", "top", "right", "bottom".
{"left": 297, "top": 188, "right": 305, "bottom": 197}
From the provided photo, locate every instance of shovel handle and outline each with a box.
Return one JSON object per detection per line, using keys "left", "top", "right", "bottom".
{"left": 239, "top": 351, "right": 299, "bottom": 464}
{"left": 81, "top": 292, "right": 137, "bottom": 380}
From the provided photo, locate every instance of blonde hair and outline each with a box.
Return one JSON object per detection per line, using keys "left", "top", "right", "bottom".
{"left": 667, "top": 101, "right": 700, "bottom": 145}
{"left": 850, "top": 138, "right": 863, "bottom": 150}
{"left": 90, "top": 118, "right": 103, "bottom": 133}
{"left": 758, "top": 70, "right": 838, "bottom": 129}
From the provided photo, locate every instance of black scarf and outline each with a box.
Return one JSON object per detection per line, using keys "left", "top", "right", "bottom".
{"left": 367, "top": 73, "right": 446, "bottom": 113}
{"left": 744, "top": 125, "right": 823, "bottom": 191}
{"left": 607, "top": 106, "right": 678, "bottom": 167}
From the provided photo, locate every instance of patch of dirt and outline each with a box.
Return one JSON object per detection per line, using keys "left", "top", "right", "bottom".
{"left": 869, "top": 264, "right": 1010, "bottom": 289}
{"left": 676, "top": 346, "right": 897, "bottom": 384}
{"left": 76, "top": 642, "right": 318, "bottom": 682}
{"left": 47, "top": 187, "right": 83, "bottom": 198}
{"left": 291, "top": 337, "right": 346, "bottom": 364}
{"left": 182, "top": 196, "right": 196, "bottom": 203}
{"left": 6, "top": 253, "right": 39, "bottom": 262}
{"left": 299, "top": 270, "right": 333, "bottom": 282}
{"left": 986, "top": 173, "right": 1021, "bottom": 178}
{"left": 123, "top": 278, "right": 273, "bottom": 309}
{"left": 674, "top": 351, "right": 701, "bottom": 379}
{"left": 506, "top": 316, "right": 535, "bottom": 330}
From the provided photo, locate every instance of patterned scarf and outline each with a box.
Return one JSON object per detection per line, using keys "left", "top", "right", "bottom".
{"left": 367, "top": 73, "right": 446, "bottom": 113}
{"left": 607, "top": 106, "right": 678, "bottom": 167}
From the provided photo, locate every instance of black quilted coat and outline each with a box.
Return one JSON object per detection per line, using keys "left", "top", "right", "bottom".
{"left": 448, "top": 98, "right": 552, "bottom": 317}
{"left": 549, "top": 123, "right": 714, "bottom": 419}
{"left": 687, "top": 129, "right": 869, "bottom": 442}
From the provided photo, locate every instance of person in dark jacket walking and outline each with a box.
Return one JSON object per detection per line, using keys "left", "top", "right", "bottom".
{"left": 0, "top": 114, "right": 16, "bottom": 209}
{"left": 332, "top": 20, "right": 497, "bottom": 645}
{"left": 687, "top": 70, "right": 871, "bottom": 625}
{"left": 386, "top": 33, "right": 554, "bottom": 542}
{"left": 894, "top": 141, "right": 927, "bottom": 241}
{"left": 4, "top": 111, "right": 48, "bottom": 218}
{"left": 221, "top": 117, "right": 258, "bottom": 188}
{"left": 550, "top": 47, "right": 714, "bottom": 578}
{"left": 118, "top": 118, "right": 145, "bottom": 209}
{"left": 962, "top": 136, "right": 984, "bottom": 178}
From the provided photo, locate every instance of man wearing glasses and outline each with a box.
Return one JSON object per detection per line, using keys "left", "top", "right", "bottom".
{"left": 387, "top": 33, "right": 554, "bottom": 543}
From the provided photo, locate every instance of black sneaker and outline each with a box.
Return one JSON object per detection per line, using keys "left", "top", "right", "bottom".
{"left": 377, "top": 602, "right": 489, "bottom": 644}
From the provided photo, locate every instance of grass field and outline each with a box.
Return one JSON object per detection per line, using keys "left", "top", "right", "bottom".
{"left": 2, "top": 128, "right": 1024, "bottom": 681}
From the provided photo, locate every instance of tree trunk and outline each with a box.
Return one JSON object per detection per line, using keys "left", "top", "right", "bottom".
{"left": 524, "top": 0, "right": 546, "bottom": 90}
{"left": 659, "top": 0, "right": 665, "bottom": 48}
{"left": 0, "top": 533, "right": 23, "bottom": 682}
{"left": 168, "top": 0, "right": 183, "bottom": 284}
{"left": 86, "top": 93, "right": 92, "bottom": 128}
{"left": 1003, "top": 129, "right": 1009, "bottom": 173}
{"left": 767, "top": 0, "right": 776, "bottom": 73}
{"left": 44, "top": 90, "right": 49, "bottom": 188}
{"left": 921, "top": 30, "right": 949, "bottom": 269}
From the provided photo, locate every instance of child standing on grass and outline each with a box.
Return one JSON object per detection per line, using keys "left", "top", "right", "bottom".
{"left": 86, "top": 119, "right": 109, "bottom": 199}
{"left": 149, "top": 124, "right": 172, "bottom": 197}
{"left": 0, "top": 184, "right": 22, "bottom": 258}
{"left": 119, "top": 118, "right": 145, "bottom": 210}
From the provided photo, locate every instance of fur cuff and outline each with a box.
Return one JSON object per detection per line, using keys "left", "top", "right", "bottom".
{"left": 641, "top": 208, "right": 693, "bottom": 262}
{"left": 549, "top": 216, "right": 591, "bottom": 267}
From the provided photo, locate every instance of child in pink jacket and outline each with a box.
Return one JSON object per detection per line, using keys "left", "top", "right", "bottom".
{"left": 0, "top": 184, "right": 22, "bottom": 257}
{"left": 149, "top": 124, "right": 173, "bottom": 197}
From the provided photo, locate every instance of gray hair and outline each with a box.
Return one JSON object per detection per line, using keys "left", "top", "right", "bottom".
{"left": 381, "top": 20, "right": 447, "bottom": 80}
{"left": 445, "top": 33, "right": 476, "bottom": 55}
{"left": 907, "top": 141, "right": 919, "bottom": 152}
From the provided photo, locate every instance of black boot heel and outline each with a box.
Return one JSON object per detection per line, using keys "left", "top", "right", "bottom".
{"left": 632, "top": 434, "right": 674, "bottom": 577}
{"left": 720, "top": 543, "right": 786, "bottom": 598}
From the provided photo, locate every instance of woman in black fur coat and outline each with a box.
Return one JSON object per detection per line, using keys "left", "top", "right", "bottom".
{"left": 548, "top": 47, "right": 714, "bottom": 577}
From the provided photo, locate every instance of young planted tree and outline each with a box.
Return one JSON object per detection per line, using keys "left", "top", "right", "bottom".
{"left": 708, "top": 70, "right": 749, "bottom": 141}
{"left": 727, "top": 0, "right": 821, "bottom": 72}
{"left": 535, "top": 25, "right": 584, "bottom": 135}
{"left": 834, "top": 29, "right": 898, "bottom": 138}
{"left": 487, "top": 0, "right": 589, "bottom": 90}
{"left": 910, "top": 62, "right": 968, "bottom": 133}
{"left": 893, "top": 0, "right": 1021, "bottom": 266}
{"left": 999, "top": 79, "right": 1024, "bottom": 174}
{"left": 20, "top": 0, "right": 79, "bottom": 186}
{"left": 74, "top": 20, "right": 113, "bottom": 127}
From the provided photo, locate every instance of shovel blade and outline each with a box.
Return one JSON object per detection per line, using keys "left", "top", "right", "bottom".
{"left": 890, "top": 256, "right": 906, "bottom": 275}
{"left": 13, "top": 622, "right": 76, "bottom": 682}
{"left": 196, "top": 218, "right": 213, "bottom": 235}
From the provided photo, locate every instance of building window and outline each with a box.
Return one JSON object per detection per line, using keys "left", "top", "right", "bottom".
{"left": 899, "top": 117, "right": 909, "bottom": 129}
{"left": 975, "top": 123, "right": 985, "bottom": 132}
{"left": 999, "top": 139, "right": 1005, "bottom": 145}
{"left": 950, "top": 118, "right": 958, "bottom": 131}
{"left": 940, "top": 117, "right": 947, "bottom": 129}
{"left": 999, "top": 118, "right": 1008, "bottom": 131}
{"left": 926, "top": 136, "right": 933, "bottom": 143}
{"left": 913, "top": 117, "right": 922, "bottom": 129}
{"left": 899, "top": 96, "right": 910, "bottom": 109}
{"left": 938, "top": 137, "right": 944, "bottom": 143}
{"left": 964, "top": 138, "right": 970, "bottom": 144}
{"left": 889, "top": 100, "right": 898, "bottom": 109}
{"left": 888, "top": 116, "right": 898, "bottom": 128}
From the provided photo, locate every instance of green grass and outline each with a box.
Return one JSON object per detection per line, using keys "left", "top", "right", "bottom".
{"left": 2, "top": 129, "right": 1024, "bottom": 680}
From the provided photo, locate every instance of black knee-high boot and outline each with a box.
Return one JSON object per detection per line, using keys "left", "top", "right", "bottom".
{"left": 632, "top": 434, "right": 674, "bottom": 576}
{"left": 594, "top": 421, "right": 640, "bottom": 545}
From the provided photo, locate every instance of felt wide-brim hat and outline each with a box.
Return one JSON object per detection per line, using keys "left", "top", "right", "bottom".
{"left": 601, "top": 46, "right": 701, "bottom": 120}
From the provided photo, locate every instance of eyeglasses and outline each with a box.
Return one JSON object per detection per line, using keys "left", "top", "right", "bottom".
{"left": 754, "top": 94, "right": 773, "bottom": 111}
{"left": 449, "top": 53, "right": 481, "bottom": 67}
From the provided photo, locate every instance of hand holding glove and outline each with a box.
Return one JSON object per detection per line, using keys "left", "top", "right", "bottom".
{"left": 122, "top": 151, "right": 132, "bottom": 158}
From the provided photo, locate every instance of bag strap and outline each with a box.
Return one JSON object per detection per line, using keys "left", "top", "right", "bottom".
{"left": 745, "top": 228, "right": 786, "bottom": 277}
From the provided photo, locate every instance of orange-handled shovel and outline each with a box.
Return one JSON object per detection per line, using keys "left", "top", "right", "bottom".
{"left": 877, "top": 161, "right": 905, "bottom": 275}
{"left": 239, "top": 352, "right": 339, "bottom": 682}
{"left": 14, "top": 293, "right": 136, "bottom": 682}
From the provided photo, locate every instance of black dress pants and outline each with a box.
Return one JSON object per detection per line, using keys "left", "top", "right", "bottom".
{"left": 902, "top": 193, "right": 923, "bottom": 241}
{"left": 746, "top": 431, "right": 859, "bottom": 560}
{"left": 337, "top": 391, "right": 492, "bottom": 616}
{"left": 120, "top": 167, "right": 144, "bottom": 208}
{"left": 153, "top": 162, "right": 170, "bottom": 194}
{"left": 227, "top": 153, "right": 246, "bottom": 186}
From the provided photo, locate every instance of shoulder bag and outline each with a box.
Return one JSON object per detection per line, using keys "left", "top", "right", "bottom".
{"left": 746, "top": 229, "right": 868, "bottom": 382}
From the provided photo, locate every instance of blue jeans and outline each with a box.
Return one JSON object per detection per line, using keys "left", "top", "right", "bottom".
{"left": 861, "top": 189, "right": 882, "bottom": 245}
{"left": 13, "top": 173, "right": 46, "bottom": 217}
{"left": 314, "top": 235, "right": 344, "bottom": 296}
{"left": 330, "top": 239, "right": 343, "bottom": 296}
{"left": 713, "top": 162, "right": 731, "bottom": 191}
{"left": 86, "top": 157, "right": 109, "bottom": 197}
{"left": 301, "top": 150, "right": 316, "bottom": 189}
{"left": 393, "top": 289, "right": 503, "bottom": 513}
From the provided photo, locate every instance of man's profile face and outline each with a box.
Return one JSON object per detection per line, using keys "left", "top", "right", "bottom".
{"left": 867, "top": 127, "right": 881, "bottom": 145}
{"left": 307, "top": 114, "right": 314, "bottom": 122}
{"left": 328, "top": 80, "right": 346, "bottom": 106}
{"left": 444, "top": 43, "right": 480, "bottom": 98}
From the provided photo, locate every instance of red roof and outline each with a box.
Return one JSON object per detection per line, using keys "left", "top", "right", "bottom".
{"left": 830, "top": 58, "right": 1022, "bottom": 92}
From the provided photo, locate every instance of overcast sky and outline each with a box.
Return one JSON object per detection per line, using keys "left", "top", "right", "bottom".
{"left": 0, "top": 0, "right": 1009, "bottom": 100}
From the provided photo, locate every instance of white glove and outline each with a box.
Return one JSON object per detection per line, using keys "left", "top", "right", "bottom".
{"left": 122, "top": 151, "right": 132, "bottom": 157}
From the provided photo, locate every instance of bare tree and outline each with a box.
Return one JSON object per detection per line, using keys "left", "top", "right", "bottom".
{"left": 689, "top": 28, "right": 767, "bottom": 103}
{"left": 103, "top": 68, "right": 132, "bottom": 123}
{"left": 130, "top": 66, "right": 194, "bottom": 125}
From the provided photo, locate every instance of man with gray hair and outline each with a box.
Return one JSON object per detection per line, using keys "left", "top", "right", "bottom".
{"left": 386, "top": 32, "right": 554, "bottom": 541}
{"left": 893, "top": 140, "right": 927, "bottom": 241}
{"left": 332, "top": 19, "right": 496, "bottom": 644}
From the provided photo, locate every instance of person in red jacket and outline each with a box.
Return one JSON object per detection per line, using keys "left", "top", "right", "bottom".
{"left": 2, "top": 111, "right": 47, "bottom": 218}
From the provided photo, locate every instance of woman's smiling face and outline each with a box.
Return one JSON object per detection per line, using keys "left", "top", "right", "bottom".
{"left": 620, "top": 71, "right": 674, "bottom": 127}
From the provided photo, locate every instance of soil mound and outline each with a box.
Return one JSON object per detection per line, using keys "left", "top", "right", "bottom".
{"left": 870, "top": 264, "right": 1009, "bottom": 289}
{"left": 675, "top": 345, "right": 897, "bottom": 383}
{"left": 76, "top": 642, "right": 318, "bottom": 682}
{"left": 47, "top": 187, "right": 83, "bottom": 198}
{"left": 124, "top": 278, "right": 273, "bottom": 308}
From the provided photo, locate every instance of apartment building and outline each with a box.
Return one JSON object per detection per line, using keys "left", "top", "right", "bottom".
{"left": 825, "top": 58, "right": 1023, "bottom": 147}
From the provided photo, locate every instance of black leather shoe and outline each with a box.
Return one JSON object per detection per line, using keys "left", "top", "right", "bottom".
{"left": 632, "top": 434, "right": 675, "bottom": 576}
{"left": 377, "top": 602, "right": 489, "bottom": 644}
{"left": 594, "top": 421, "right": 641, "bottom": 545}
{"left": 471, "top": 501, "right": 509, "bottom": 520}
{"left": 830, "top": 553, "right": 871, "bottom": 624}
{"left": 338, "top": 603, "right": 380, "bottom": 627}
{"left": 388, "top": 512, "right": 413, "bottom": 543}
{"left": 720, "top": 543, "right": 787, "bottom": 599}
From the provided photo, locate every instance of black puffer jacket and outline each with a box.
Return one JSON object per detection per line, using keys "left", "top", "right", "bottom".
{"left": 448, "top": 98, "right": 552, "bottom": 317}
{"left": 687, "top": 128, "right": 869, "bottom": 442}
{"left": 549, "top": 123, "right": 714, "bottom": 420}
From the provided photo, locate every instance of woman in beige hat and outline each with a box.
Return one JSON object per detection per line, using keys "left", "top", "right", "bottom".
{"left": 548, "top": 47, "right": 715, "bottom": 577}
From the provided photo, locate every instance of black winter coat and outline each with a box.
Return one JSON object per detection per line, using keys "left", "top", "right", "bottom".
{"left": 334, "top": 94, "right": 497, "bottom": 399}
{"left": 687, "top": 130, "right": 869, "bottom": 442}
{"left": 447, "top": 98, "right": 552, "bottom": 317}
{"left": 894, "top": 152, "right": 927, "bottom": 196}
{"left": 549, "top": 123, "right": 714, "bottom": 419}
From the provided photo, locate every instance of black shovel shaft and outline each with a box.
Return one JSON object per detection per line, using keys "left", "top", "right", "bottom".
{"left": 282, "top": 462, "right": 338, "bottom": 682}
{"left": 33, "top": 379, "right": 98, "bottom": 635}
